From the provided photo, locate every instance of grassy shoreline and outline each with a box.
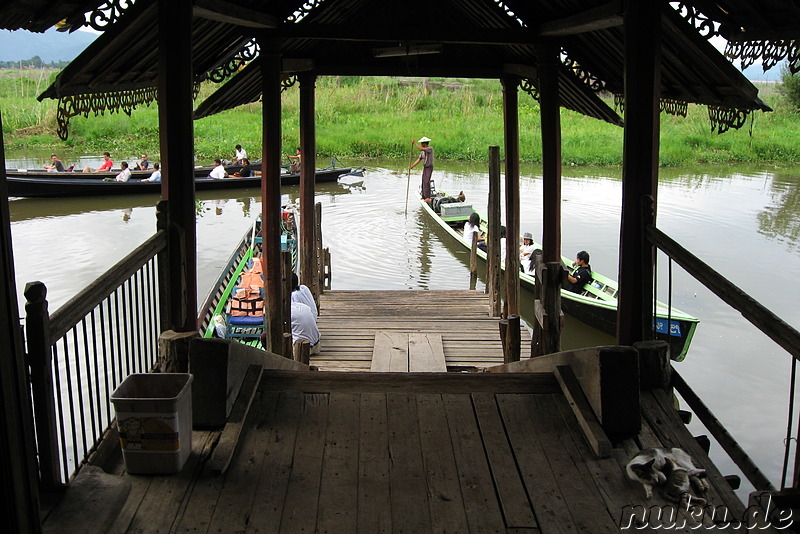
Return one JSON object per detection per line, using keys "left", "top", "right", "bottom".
{"left": 2, "top": 72, "right": 799, "bottom": 166}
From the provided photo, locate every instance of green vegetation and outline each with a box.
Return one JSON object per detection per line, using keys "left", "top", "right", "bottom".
{"left": 779, "top": 66, "right": 800, "bottom": 111}
{"left": 2, "top": 72, "right": 799, "bottom": 166}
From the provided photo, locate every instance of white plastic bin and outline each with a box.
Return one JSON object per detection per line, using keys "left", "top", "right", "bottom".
{"left": 110, "top": 373, "right": 193, "bottom": 474}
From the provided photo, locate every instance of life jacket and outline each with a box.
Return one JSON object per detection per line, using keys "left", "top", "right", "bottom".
{"left": 228, "top": 286, "right": 264, "bottom": 317}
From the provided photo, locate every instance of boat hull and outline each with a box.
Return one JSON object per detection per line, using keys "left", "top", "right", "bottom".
{"left": 418, "top": 196, "right": 698, "bottom": 360}
{"left": 5, "top": 167, "right": 350, "bottom": 197}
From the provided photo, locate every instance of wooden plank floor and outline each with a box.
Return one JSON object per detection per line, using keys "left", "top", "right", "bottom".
{"left": 313, "top": 290, "right": 529, "bottom": 371}
{"left": 95, "top": 371, "right": 750, "bottom": 534}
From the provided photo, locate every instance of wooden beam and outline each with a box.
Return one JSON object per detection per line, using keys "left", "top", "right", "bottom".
{"left": 502, "top": 76, "right": 520, "bottom": 317}
{"left": 538, "top": 0, "right": 623, "bottom": 37}
{"left": 617, "top": 1, "right": 661, "bottom": 347}
{"left": 193, "top": 0, "right": 277, "bottom": 29}
{"left": 299, "top": 73, "right": 317, "bottom": 294}
{"left": 272, "top": 23, "right": 538, "bottom": 45}
{"left": 555, "top": 365, "right": 612, "bottom": 458}
{"left": 159, "top": 0, "right": 197, "bottom": 332}
{"left": 538, "top": 42, "right": 562, "bottom": 264}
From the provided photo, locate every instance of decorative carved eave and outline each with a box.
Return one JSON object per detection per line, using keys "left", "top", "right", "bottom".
{"left": 725, "top": 40, "right": 800, "bottom": 75}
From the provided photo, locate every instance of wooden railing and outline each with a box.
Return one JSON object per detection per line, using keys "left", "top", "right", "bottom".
{"left": 24, "top": 230, "right": 167, "bottom": 490}
{"left": 646, "top": 223, "right": 798, "bottom": 491}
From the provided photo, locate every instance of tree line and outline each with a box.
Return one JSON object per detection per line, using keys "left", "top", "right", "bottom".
{"left": 0, "top": 56, "right": 68, "bottom": 69}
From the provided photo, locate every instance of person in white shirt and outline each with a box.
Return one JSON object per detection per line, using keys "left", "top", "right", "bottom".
{"left": 463, "top": 212, "right": 483, "bottom": 246}
{"left": 142, "top": 163, "right": 161, "bottom": 182}
{"left": 291, "top": 273, "right": 318, "bottom": 318}
{"left": 209, "top": 159, "right": 227, "bottom": 179}
{"left": 233, "top": 145, "right": 247, "bottom": 165}
{"left": 519, "top": 231, "right": 536, "bottom": 272}
{"left": 291, "top": 301, "right": 320, "bottom": 354}
{"left": 114, "top": 161, "right": 132, "bottom": 182}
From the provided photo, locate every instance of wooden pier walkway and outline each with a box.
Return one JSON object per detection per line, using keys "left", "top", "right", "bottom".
{"left": 42, "top": 290, "right": 751, "bottom": 533}
{"left": 313, "top": 290, "right": 527, "bottom": 371}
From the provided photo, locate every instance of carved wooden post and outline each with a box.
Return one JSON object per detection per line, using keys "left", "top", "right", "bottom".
{"left": 502, "top": 76, "right": 521, "bottom": 317}
{"left": 156, "top": 200, "right": 170, "bottom": 333}
{"left": 532, "top": 250, "right": 544, "bottom": 357}
{"left": 299, "top": 73, "right": 317, "bottom": 301}
{"left": 543, "top": 261, "right": 564, "bottom": 354}
{"left": 24, "top": 281, "right": 63, "bottom": 492}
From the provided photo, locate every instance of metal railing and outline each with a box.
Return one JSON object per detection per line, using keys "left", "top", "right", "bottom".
{"left": 24, "top": 230, "right": 166, "bottom": 489}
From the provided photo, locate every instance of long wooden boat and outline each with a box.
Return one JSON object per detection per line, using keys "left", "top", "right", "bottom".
{"left": 5, "top": 166, "right": 351, "bottom": 197}
{"left": 419, "top": 194, "right": 699, "bottom": 360}
{"left": 197, "top": 210, "right": 299, "bottom": 342}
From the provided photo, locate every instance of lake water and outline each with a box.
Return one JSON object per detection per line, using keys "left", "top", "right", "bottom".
{"left": 5, "top": 153, "right": 800, "bottom": 500}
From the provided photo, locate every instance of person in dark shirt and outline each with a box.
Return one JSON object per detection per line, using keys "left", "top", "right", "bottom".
{"left": 565, "top": 250, "right": 592, "bottom": 293}
{"left": 43, "top": 154, "right": 65, "bottom": 172}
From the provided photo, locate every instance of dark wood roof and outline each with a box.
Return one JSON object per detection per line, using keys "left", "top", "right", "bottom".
{"left": 20, "top": 0, "right": 795, "bottom": 135}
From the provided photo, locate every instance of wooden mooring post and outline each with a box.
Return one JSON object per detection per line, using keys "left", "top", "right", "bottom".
{"left": 486, "top": 146, "right": 502, "bottom": 317}
{"left": 315, "top": 201, "right": 325, "bottom": 297}
{"left": 531, "top": 250, "right": 564, "bottom": 357}
{"left": 281, "top": 249, "right": 293, "bottom": 359}
{"left": 469, "top": 231, "right": 479, "bottom": 289}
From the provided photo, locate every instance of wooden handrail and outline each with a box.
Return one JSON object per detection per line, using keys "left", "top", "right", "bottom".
{"left": 646, "top": 224, "right": 800, "bottom": 362}
{"left": 49, "top": 230, "right": 167, "bottom": 341}
{"left": 672, "top": 369, "right": 775, "bottom": 492}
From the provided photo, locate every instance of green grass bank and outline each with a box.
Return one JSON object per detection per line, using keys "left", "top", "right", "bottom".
{"left": 2, "top": 71, "right": 799, "bottom": 166}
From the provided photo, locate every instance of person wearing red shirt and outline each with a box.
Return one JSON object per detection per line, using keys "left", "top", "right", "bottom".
{"left": 83, "top": 152, "right": 113, "bottom": 172}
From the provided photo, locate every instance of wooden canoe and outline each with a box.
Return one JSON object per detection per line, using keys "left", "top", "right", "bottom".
{"left": 5, "top": 166, "right": 351, "bottom": 197}
{"left": 419, "top": 195, "right": 699, "bottom": 361}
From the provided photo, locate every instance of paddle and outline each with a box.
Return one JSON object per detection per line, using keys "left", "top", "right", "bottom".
{"left": 404, "top": 140, "right": 414, "bottom": 217}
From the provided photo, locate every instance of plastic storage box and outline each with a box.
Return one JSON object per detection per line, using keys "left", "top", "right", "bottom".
{"left": 110, "top": 373, "right": 193, "bottom": 475}
{"left": 440, "top": 202, "right": 473, "bottom": 219}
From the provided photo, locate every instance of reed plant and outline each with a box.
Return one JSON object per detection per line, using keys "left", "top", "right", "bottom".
{"left": 2, "top": 73, "right": 799, "bottom": 166}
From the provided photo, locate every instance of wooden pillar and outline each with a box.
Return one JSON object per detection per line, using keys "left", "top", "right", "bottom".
{"left": 299, "top": 73, "right": 317, "bottom": 294}
{"left": 618, "top": 1, "right": 661, "bottom": 346}
{"left": 158, "top": 0, "right": 196, "bottom": 332}
{"left": 0, "top": 110, "right": 41, "bottom": 532}
{"left": 502, "top": 76, "right": 521, "bottom": 317}
{"left": 538, "top": 42, "right": 562, "bottom": 263}
{"left": 487, "top": 146, "right": 502, "bottom": 317}
{"left": 259, "top": 36, "right": 284, "bottom": 353}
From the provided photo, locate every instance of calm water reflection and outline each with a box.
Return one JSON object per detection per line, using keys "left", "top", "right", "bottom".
{"left": 6, "top": 155, "right": 800, "bottom": 499}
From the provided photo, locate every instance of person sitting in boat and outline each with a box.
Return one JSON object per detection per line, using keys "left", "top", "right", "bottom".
{"left": 233, "top": 144, "right": 247, "bottom": 165}
{"left": 291, "top": 272, "right": 318, "bottom": 319}
{"left": 564, "top": 250, "right": 592, "bottom": 293}
{"left": 134, "top": 154, "right": 150, "bottom": 170}
{"left": 519, "top": 232, "right": 536, "bottom": 272}
{"left": 43, "top": 154, "right": 65, "bottom": 172}
{"left": 114, "top": 161, "right": 132, "bottom": 182}
{"left": 209, "top": 159, "right": 227, "bottom": 179}
{"left": 141, "top": 163, "right": 161, "bottom": 182}
{"left": 83, "top": 152, "right": 113, "bottom": 173}
{"left": 291, "top": 301, "right": 321, "bottom": 354}
{"left": 463, "top": 212, "right": 484, "bottom": 247}
{"left": 231, "top": 158, "right": 252, "bottom": 177}
{"left": 286, "top": 148, "right": 301, "bottom": 173}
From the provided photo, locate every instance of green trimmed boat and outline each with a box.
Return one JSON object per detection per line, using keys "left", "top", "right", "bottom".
{"left": 420, "top": 194, "right": 698, "bottom": 361}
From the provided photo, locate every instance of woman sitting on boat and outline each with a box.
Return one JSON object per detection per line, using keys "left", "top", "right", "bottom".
{"left": 519, "top": 232, "right": 536, "bottom": 272}
{"left": 463, "top": 212, "right": 484, "bottom": 247}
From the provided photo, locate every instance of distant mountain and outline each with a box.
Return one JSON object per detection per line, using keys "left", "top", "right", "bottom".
{"left": 0, "top": 28, "right": 98, "bottom": 63}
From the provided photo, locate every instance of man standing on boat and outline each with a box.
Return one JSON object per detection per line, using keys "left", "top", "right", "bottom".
{"left": 409, "top": 136, "right": 434, "bottom": 199}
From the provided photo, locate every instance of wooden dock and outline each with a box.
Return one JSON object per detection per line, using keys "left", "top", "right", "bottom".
{"left": 313, "top": 290, "right": 527, "bottom": 371}
{"left": 42, "top": 290, "right": 752, "bottom": 533}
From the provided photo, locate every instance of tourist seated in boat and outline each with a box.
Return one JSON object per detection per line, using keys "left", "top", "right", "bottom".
{"left": 291, "top": 300, "right": 321, "bottom": 354}
{"left": 231, "top": 158, "right": 252, "bottom": 177}
{"left": 463, "top": 212, "right": 485, "bottom": 246}
{"left": 43, "top": 154, "right": 65, "bottom": 172}
{"left": 141, "top": 163, "right": 161, "bottom": 182}
{"left": 291, "top": 273, "right": 317, "bottom": 319}
{"left": 83, "top": 152, "right": 113, "bottom": 173}
{"left": 564, "top": 250, "right": 592, "bottom": 293}
{"left": 520, "top": 232, "right": 536, "bottom": 272}
{"left": 286, "top": 148, "right": 301, "bottom": 173}
{"left": 134, "top": 154, "right": 150, "bottom": 170}
{"left": 114, "top": 162, "right": 132, "bottom": 182}
{"left": 209, "top": 159, "right": 227, "bottom": 179}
